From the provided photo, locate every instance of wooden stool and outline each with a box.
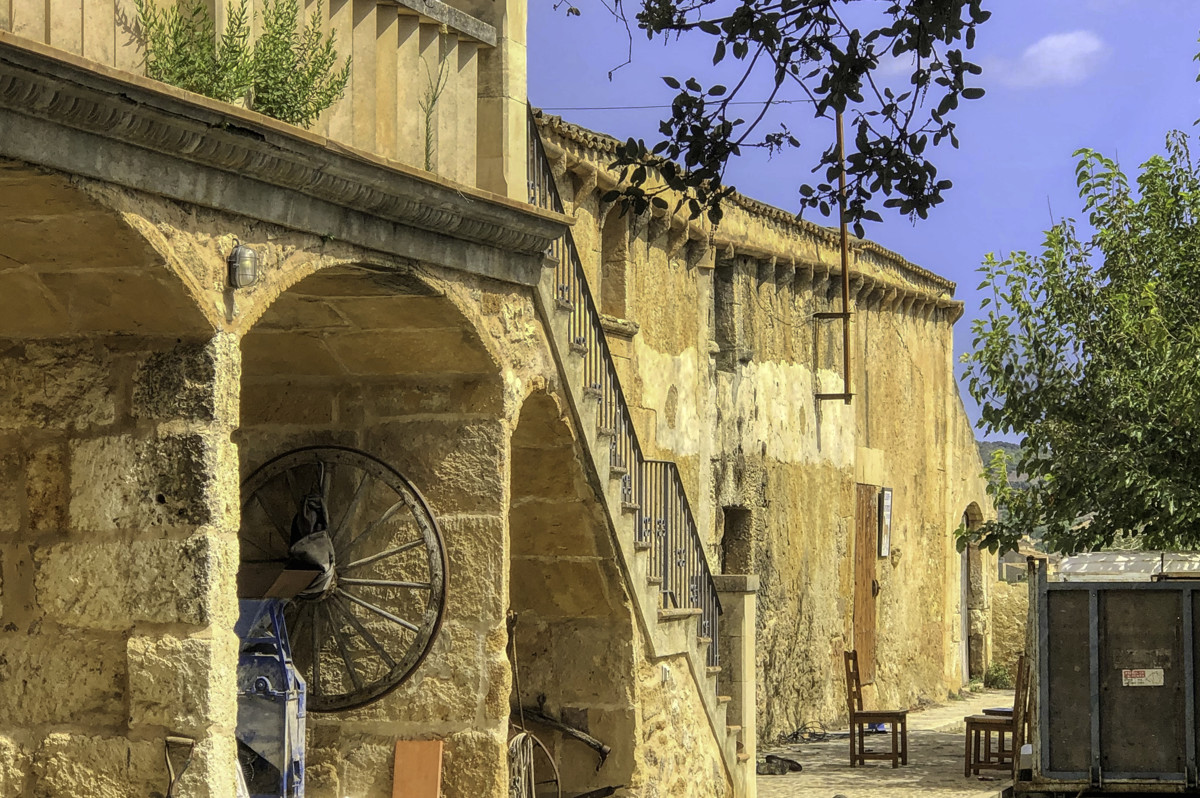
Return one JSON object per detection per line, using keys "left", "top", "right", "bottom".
{"left": 964, "top": 714, "right": 1013, "bottom": 776}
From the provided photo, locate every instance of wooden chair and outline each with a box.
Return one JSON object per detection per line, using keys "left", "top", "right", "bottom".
{"left": 964, "top": 655, "right": 1029, "bottom": 777}
{"left": 844, "top": 650, "right": 908, "bottom": 768}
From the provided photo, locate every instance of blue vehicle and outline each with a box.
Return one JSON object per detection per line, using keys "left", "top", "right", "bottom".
{"left": 235, "top": 599, "right": 307, "bottom": 798}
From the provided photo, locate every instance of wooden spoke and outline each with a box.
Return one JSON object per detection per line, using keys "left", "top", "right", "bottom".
{"left": 339, "top": 589, "right": 421, "bottom": 633}
{"left": 324, "top": 602, "right": 363, "bottom": 692}
{"left": 332, "top": 594, "right": 397, "bottom": 669}
{"left": 342, "top": 539, "right": 424, "bottom": 571}
{"left": 340, "top": 578, "right": 432, "bottom": 590}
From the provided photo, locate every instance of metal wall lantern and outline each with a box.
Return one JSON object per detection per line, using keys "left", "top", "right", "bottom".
{"left": 227, "top": 240, "right": 260, "bottom": 289}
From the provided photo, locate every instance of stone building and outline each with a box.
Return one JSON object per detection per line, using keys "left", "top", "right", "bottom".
{"left": 0, "top": 2, "right": 991, "bottom": 797}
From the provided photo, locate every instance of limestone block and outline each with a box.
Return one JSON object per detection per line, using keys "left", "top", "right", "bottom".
{"left": 69, "top": 433, "right": 212, "bottom": 533}
{"left": 510, "top": 557, "right": 614, "bottom": 619}
{"left": 24, "top": 442, "right": 67, "bottom": 534}
{"left": 0, "top": 342, "right": 114, "bottom": 431}
{"left": 509, "top": 444, "right": 587, "bottom": 501}
{"left": 0, "top": 446, "right": 19, "bottom": 535}
{"left": 240, "top": 380, "right": 337, "bottom": 427}
{"left": 0, "top": 736, "right": 29, "bottom": 798}
{"left": 127, "top": 631, "right": 239, "bottom": 733}
{"left": 35, "top": 534, "right": 223, "bottom": 629}
{"left": 367, "top": 420, "right": 505, "bottom": 515}
{"left": 481, "top": 648, "right": 512, "bottom": 721}
{"left": 351, "top": 377, "right": 503, "bottom": 420}
{"left": 30, "top": 734, "right": 161, "bottom": 798}
{"left": 441, "top": 730, "right": 506, "bottom": 798}
{"left": 166, "top": 732, "right": 240, "bottom": 798}
{"left": 335, "top": 620, "right": 482, "bottom": 726}
{"left": 302, "top": 743, "right": 342, "bottom": 798}
{"left": 0, "top": 634, "right": 125, "bottom": 725}
{"left": 440, "top": 514, "right": 505, "bottom": 624}
{"left": 991, "top": 581, "right": 1029, "bottom": 673}
{"left": 509, "top": 500, "right": 600, "bottom": 558}
{"left": 338, "top": 736, "right": 396, "bottom": 798}
{"left": 133, "top": 336, "right": 238, "bottom": 423}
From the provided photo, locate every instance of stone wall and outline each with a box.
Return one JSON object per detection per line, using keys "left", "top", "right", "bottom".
{"left": 991, "top": 580, "right": 1029, "bottom": 677}
{"left": 0, "top": 335, "right": 241, "bottom": 798}
{"left": 537, "top": 114, "right": 994, "bottom": 742}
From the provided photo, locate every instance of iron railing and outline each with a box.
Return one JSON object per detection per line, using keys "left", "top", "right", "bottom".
{"left": 527, "top": 110, "right": 721, "bottom": 668}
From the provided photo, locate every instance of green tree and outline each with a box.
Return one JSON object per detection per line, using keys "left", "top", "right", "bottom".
{"left": 589, "top": 0, "right": 990, "bottom": 229}
{"left": 963, "top": 132, "right": 1200, "bottom": 555}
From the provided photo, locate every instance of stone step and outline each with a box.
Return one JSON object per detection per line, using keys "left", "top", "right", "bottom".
{"left": 658, "top": 607, "right": 703, "bottom": 623}
{"left": 707, "top": 665, "right": 722, "bottom": 677}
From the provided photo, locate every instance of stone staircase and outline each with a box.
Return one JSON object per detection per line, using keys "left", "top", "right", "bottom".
{"left": 526, "top": 111, "right": 751, "bottom": 793}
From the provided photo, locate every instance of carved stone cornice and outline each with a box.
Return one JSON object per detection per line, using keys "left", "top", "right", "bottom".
{"left": 0, "top": 33, "right": 569, "bottom": 263}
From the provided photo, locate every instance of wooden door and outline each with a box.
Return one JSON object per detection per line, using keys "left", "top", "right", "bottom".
{"left": 854, "top": 484, "right": 879, "bottom": 683}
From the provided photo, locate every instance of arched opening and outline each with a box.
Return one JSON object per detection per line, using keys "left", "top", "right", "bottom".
{"left": 0, "top": 164, "right": 231, "bottom": 795}
{"left": 600, "top": 206, "right": 629, "bottom": 319}
{"left": 507, "top": 390, "right": 638, "bottom": 795}
{"left": 237, "top": 263, "right": 508, "bottom": 795}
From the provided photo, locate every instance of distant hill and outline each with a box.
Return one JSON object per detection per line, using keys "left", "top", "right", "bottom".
{"left": 977, "top": 440, "right": 1030, "bottom": 491}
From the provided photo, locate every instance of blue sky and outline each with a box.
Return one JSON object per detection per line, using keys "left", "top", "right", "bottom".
{"left": 527, "top": 0, "right": 1200, "bottom": 438}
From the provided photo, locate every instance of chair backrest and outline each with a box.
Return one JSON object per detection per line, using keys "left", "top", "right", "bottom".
{"left": 844, "top": 650, "right": 864, "bottom": 717}
{"left": 1011, "top": 654, "right": 1030, "bottom": 777}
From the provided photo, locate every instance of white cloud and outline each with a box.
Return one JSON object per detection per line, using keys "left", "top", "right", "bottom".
{"left": 995, "top": 31, "right": 1107, "bottom": 88}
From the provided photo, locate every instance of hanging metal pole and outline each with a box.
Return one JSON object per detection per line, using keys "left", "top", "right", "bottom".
{"left": 816, "top": 109, "right": 854, "bottom": 404}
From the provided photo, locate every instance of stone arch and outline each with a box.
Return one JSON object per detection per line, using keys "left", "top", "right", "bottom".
{"left": 0, "top": 164, "right": 214, "bottom": 338}
{"left": 507, "top": 389, "right": 638, "bottom": 795}
{"left": 600, "top": 205, "right": 629, "bottom": 319}
{"left": 0, "top": 164, "right": 241, "bottom": 795}
{"left": 236, "top": 261, "right": 511, "bottom": 796}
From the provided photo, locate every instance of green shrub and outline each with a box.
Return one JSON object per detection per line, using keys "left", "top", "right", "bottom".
{"left": 135, "top": 0, "right": 349, "bottom": 129}
{"left": 983, "top": 662, "right": 1014, "bottom": 689}
{"left": 250, "top": 0, "right": 352, "bottom": 128}
{"left": 136, "top": 0, "right": 252, "bottom": 103}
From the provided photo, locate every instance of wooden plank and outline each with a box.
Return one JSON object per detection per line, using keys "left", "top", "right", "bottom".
{"left": 854, "top": 483, "right": 878, "bottom": 684}
{"left": 433, "top": 31, "right": 458, "bottom": 178}
{"left": 49, "top": 1, "right": 83, "bottom": 54}
{"left": 326, "top": 0, "right": 355, "bottom": 143}
{"left": 83, "top": 0, "right": 116, "bottom": 66}
{"left": 11, "top": 0, "right": 46, "bottom": 42}
{"left": 456, "top": 40, "right": 477, "bottom": 187}
{"left": 394, "top": 15, "right": 421, "bottom": 168}
{"left": 351, "top": 0, "right": 376, "bottom": 153}
{"left": 374, "top": 7, "right": 397, "bottom": 160}
{"left": 392, "top": 739, "right": 443, "bottom": 798}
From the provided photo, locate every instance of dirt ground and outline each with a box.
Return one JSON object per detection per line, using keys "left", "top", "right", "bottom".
{"left": 756, "top": 689, "right": 1015, "bottom": 798}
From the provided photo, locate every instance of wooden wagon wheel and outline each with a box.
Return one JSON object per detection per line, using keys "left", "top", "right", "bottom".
{"left": 240, "top": 445, "right": 448, "bottom": 712}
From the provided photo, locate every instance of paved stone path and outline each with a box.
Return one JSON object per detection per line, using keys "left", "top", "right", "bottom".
{"left": 756, "top": 689, "right": 1015, "bottom": 798}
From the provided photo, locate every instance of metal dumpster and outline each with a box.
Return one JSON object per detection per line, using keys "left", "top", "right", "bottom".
{"left": 1025, "top": 558, "right": 1200, "bottom": 794}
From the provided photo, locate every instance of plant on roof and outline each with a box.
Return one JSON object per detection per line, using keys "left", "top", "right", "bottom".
{"left": 135, "top": 0, "right": 350, "bottom": 129}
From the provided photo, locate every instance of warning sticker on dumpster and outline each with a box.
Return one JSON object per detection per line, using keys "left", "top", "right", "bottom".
{"left": 1121, "top": 668, "right": 1164, "bottom": 687}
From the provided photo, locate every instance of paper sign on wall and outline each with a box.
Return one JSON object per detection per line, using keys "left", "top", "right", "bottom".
{"left": 1121, "top": 668, "right": 1164, "bottom": 687}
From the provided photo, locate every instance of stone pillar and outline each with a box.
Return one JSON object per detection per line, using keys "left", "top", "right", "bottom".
{"left": 3, "top": 333, "right": 243, "bottom": 797}
{"left": 455, "top": 0, "right": 528, "bottom": 198}
{"left": 713, "top": 574, "right": 758, "bottom": 798}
